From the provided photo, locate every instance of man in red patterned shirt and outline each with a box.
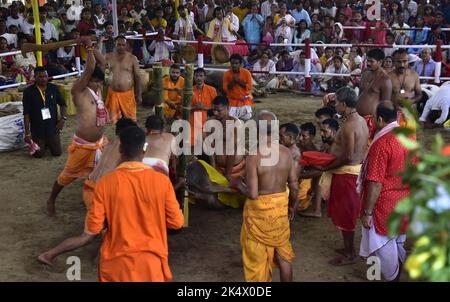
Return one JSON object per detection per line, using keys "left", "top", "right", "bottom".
{"left": 357, "top": 101, "right": 410, "bottom": 282}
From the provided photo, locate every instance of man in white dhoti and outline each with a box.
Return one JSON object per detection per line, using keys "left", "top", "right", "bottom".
{"left": 357, "top": 101, "right": 411, "bottom": 282}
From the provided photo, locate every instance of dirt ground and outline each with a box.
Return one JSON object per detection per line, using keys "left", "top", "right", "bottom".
{"left": 0, "top": 93, "right": 448, "bottom": 282}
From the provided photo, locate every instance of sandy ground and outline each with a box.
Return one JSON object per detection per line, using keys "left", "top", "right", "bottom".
{"left": 0, "top": 93, "right": 448, "bottom": 282}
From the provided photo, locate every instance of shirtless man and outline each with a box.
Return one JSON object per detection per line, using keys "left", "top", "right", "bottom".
{"left": 389, "top": 49, "right": 422, "bottom": 108}
{"left": 389, "top": 49, "right": 422, "bottom": 135}
{"left": 241, "top": 110, "right": 298, "bottom": 282}
{"left": 46, "top": 37, "right": 108, "bottom": 217}
{"left": 188, "top": 96, "right": 246, "bottom": 209}
{"left": 38, "top": 118, "right": 138, "bottom": 266}
{"left": 105, "top": 35, "right": 142, "bottom": 123}
{"left": 279, "top": 123, "right": 301, "bottom": 164}
{"left": 357, "top": 48, "right": 392, "bottom": 140}
{"left": 314, "top": 87, "right": 368, "bottom": 266}
{"left": 143, "top": 115, "right": 176, "bottom": 176}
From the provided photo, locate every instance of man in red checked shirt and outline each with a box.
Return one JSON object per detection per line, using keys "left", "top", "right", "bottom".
{"left": 223, "top": 53, "right": 253, "bottom": 121}
{"left": 357, "top": 101, "right": 410, "bottom": 282}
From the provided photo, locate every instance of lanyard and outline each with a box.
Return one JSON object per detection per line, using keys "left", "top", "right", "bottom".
{"left": 37, "top": 87, "right": 46, "bottom": 107}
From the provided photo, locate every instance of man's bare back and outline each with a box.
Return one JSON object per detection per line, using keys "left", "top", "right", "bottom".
{"left": 214, "top": 116, "right": 245, "bottom": 168}
{"left": 357, "top": 69, "right": 392, "bottom": 117}
{"left": 254, "top": 144, "right": 294, "bottom": 195}
{"left": 144, "top": 132, "right": 175, "bottom": 164}
{"left": 330, "top": 114, "right": 368, "bottom": 165}
{"left": 388, "top": 69, "right": 421, "bottom": 109}
{"left": 106, "top": 52, "right": 138, "bottom": 92}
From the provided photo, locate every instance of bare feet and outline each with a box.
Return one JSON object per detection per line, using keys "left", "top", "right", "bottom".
{"left": 334, "top": 248, "right": 347, "bottom": 256}
{"left": 328, "top": 255, "right": 357, "bottom": 266}
{"left": 46, "top": 200, "right": 56, "bottom": 217}
{"left": 37, "top": 252, "right": 55, "bottom": 267}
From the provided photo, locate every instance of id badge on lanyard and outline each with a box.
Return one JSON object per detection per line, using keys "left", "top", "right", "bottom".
{"left": 39, "top": 88, "right": 51, "bottom": 120}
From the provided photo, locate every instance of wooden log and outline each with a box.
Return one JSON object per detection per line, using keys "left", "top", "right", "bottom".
{"left": 152, "top": 63, "right": 164, "bottom": 120}
{"left": 178, "top": 64, "right": 193, "bottom": 227}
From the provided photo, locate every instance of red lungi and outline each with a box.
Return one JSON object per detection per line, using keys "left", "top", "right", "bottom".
{"left": 328, "top": 174, "right": 361, "bottom": 232}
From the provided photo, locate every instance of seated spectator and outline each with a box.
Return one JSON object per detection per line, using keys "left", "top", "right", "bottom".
{"left": 414, "top": 48, "right": 436, "bottom": 80}
{"left": 409, "top": 16, "right": 429, "bottom": 54}
{"left": 348, "top": 10, "right": 365, "bottom": 42}
{"left": 150, "top": 6, "right": 167, "bottom": 30}
{"left": 322, "top": 55, "right": 349, "bottom": 93}
{"left": 93, "top": 3, "right": 107, "bottom": 31}
{"left": 310, "top": 21, "right": 326, "bottom": 43}
{"left": 77, "top": 8, "right": 95, "bottom": 36}
{"left": 392, "top": 14, "right": 411, "bottom": 45}
{"left": 419, "top": 81, "right": 450, "bottom": 128}
{"left": 322, "top": 15, "right": 334, "bottom": 42}
{"left": 98, "top": 22, "right": 115, "bottom": 54}
{"left": 252, "top": 50, "right": 278, "bottom": 93}
{"left": 427, "top": 24, "right": 448, "bottom": 45}
{"left": 382, "top": 56, "right": 395, "bottom": 74}
{"left": 276, "top": 50, "right": 294, "bottom": 72}
{"left": 14, "top": 36, "right": 36, "bottom": 82}
{"left": 148, "top": 28, "right": 174, "bottom": 62}
{"left": 57, "top": 43, "right": 75, "bottom": 72}
{"left": 130, "top": 3, "right": 147, "bottom": 23}
{"left": 331, "top": 22, "right": 346, "bottom": 43}
{"left": 291, "top": 50, "right": 319, "bottom": 91}
{"left": 293, "top": 20, "right": 310, "bottom": 46}
{"left": 6, "top": 5, "right": 23, "bottom": 30}
{"left": 384, "top": 32, "right": 398, "bottom": 58}
{"left": 320, "top": 47, "right": 334, "bottom": 71}
{"left": 118, "top": 6, "right": 134, "bottom": 24}
{"left": 291, "top": 0, "right": 311, "bottom": 26}
{"left": 0, "top": 19, "right": 16, "bottom": 48}
{"left": 422, "top": 4, "right": 436, "bottom": 26}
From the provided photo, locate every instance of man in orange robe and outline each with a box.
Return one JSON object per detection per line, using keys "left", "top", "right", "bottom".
{"left": 163, "top": 64, "right": 185, "bottom": 120}
{"left": 38, "top": 126, "right": 184, "bottom": 282}
{"left": 223, "top": 54, "right": 253, "bottom": 121}
{"left": 190, "top": 67, "right": 217, "bottom": 147}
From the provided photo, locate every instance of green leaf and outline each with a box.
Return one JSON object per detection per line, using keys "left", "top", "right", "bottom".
{"left": 397, "top": 134, "right": 419, "bottom": 150}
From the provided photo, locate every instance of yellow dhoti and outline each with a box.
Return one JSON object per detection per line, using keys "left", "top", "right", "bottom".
{"left": 297, "top": 179, "right": 312, "bottom": 211}
{"left": 240, "top": 191, "right": 295, "bottom": 282}
{"left": 197, "top": 160, "right": 245, "bottom": 208}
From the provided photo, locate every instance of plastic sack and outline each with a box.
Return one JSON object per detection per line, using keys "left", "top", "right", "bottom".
{"left": 0, "top": 102, "right": 26, "bottom": 152}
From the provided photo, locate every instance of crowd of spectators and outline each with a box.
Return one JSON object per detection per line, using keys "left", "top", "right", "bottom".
{"left": 0, "top": 0, "right": 449, "bottom": 92}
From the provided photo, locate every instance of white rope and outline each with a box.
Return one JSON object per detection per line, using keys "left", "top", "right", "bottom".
{"left": 341, "top": 25, "right": 450, "bottom": 32}
{"left": 0, "top": 71, "right": 80, "bottom": 90}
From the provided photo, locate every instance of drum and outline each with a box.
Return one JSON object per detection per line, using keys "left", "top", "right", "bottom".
{"left": 180, "top": 44, "right": 197, "bottom": 63}
{"left": 213, "top": 40, "right": 250, "bottom": 63}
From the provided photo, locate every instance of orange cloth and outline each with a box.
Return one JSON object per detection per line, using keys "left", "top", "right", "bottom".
{"left": 105, "top": 87, "right": 137, "bottom": 124}
{"left": 240, "top": 191, "right": 295, "bottom": 282}
{"left": 190, "top": 84, "right": 217, "bottom": 145}
{"left": 163, "top": 75, "right": 185, "bottom": 119}
{"left": 297, "top": 179, "right": 312, "bottom": 211}
{"left": 223, "top": 68, "right": 253, "bottom": 107}
{"left": 85, "top": 161, "right": 184, "bottom": 282}
{"left": 398, "top": 110, "right": 417, "bottom": 140}
{"left": 363, "top": 115, "right": 377, "bottom": 141}
{"left": 57, "top": 135, "right": 109, "bottom": 186}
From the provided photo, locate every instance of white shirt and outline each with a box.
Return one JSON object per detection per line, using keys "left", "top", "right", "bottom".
{"left": 57, "top": 47, "right": 75, "bottom": 59}
{"left": 21, "top": 20, "right": 35, "bottom": 35}
{"left": 148, "top": 37, "right": 174, "bottom": 62}
{"left": 41, "top": 21, "right": 59, "bottom": 41}
{"left": 130, "top": 9, "right": 147, "bottom": 22}
{"left": 253, "top": 59, "right": 276, "bottom": 81}
{"left": 6, "top": 15, "right": 23, "bottom": 31}
{"left": 67, "top": 5, "right": 83, "bottom": 21}
{"left": 227, "top": 13, "right": 239, "bottom": 41}
{"left": 261, "top": 1, "right": 277, "bottom": 19}
{"left": 419, "top": 82, "right": 450, "bottom": 124}
{"left": 275, "top": 14, "right": 296, "bottom": 42}
{"left": 94, "top": 13, "right": 107, "bottom": 26}
{"left": 401, "top": 1, "right": 418, "bottom": 21}
{"left": 173, "top": 17, "right": 196, "bottom": 41}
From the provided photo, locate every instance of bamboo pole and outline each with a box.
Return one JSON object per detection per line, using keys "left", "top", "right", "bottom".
{"left": 31, "top": 0, "right": 42, "bottom": 66}
{"left": 179, "top": 64, "right": 193, "bottom": 227}
{"left": 152, "top": 62, "right": 164, "bottom": 120}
